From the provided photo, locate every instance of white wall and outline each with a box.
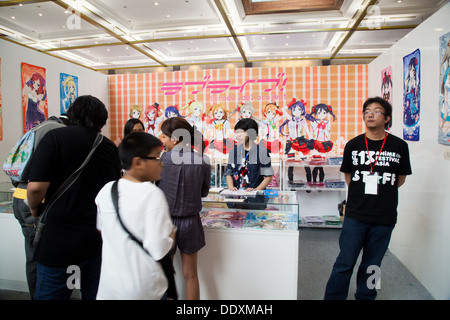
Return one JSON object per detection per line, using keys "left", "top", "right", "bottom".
{"left": 369, "top": 3, "right": 450, "bottom": 300}
{"left": 0, "top": 39, "right": 109, "bottom": 182}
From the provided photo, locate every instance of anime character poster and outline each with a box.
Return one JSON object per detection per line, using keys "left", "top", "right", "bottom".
{"left": 0, "top": 58, "right": 3, "bottom": 141}
{"left": 21, "top": 62, "right": 48, "bottom": 133}
{"left": 402, "top": 49, "right": 421, "bottom": 141}
{"left": 60, "top": 73, "right": 78, "bottom": 114}
{"left": 439, "top": 32, "right": 450, "bottom": 145}
{"left": 381, "top": 66, "right": 393, "bottom": 105}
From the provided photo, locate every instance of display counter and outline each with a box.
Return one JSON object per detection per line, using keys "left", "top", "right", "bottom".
{"left": 173, "top": 190, "right": 299, "bottom": 300}
{"left": 0, "top": 182, "right": 28, "bottom": 292}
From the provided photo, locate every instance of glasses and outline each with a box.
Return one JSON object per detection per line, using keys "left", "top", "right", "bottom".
{"left": 140, "top": 156, "right": 161, "bottom": 162}
{"left": 363, "top": 110, "right": 385, "bottom": 116}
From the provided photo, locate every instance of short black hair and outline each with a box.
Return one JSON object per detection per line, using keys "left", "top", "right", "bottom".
{"left": 363, "top": 96, "right": 392, "bottom": 129}
{"left": 67, "top": 95, "right": 108, "bottom": 132}
{"left": 235, "top": 118, "right": 258, "bottom": 134}
{"left": 119, "top": 132, "right": 162, "bottom": 170}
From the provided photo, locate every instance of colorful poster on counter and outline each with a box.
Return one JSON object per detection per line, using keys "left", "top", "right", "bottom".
{"left": 439, "top": 32, "right": 450, "bottom": 145}
{"left": 402, "top": 49, "right": 421, "bottom": 141}
{"left": 381, "top": 66, "right": 393, "bottom": 106}
{"left": 21, "top": 62, "right": 48, "bottom": 133}
{"left": 60, "top": 73, "right": 78, "bottom": 114}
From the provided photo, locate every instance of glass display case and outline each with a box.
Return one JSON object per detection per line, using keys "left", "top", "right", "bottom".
{"left": 0, "top": 182, "right": 14, "bottom": 214}
{"left": 201, "top": 190, "right": 299, "bottom": 232}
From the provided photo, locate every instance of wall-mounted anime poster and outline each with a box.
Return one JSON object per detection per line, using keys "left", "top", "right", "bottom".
{"left": 402, "top": 49, "right": 421, "bottom": 141}
{"left": 21, "top": 62, "right": 48, "bottom": 133}
{"left": 439, "top": 32, "right": 450, "bottom": 145}
{"left": 381, "top": 66, "right": 393, "bottom": 105}
{"left": 60, "top": 73, "right": 78, "bottom": 114}
{"left": 0, "top": 58, "right": 3, "bottom": 141}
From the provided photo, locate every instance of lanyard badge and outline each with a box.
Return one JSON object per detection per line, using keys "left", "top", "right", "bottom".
{"left": 364, "top": 133, "right": 387, "bottom": 195}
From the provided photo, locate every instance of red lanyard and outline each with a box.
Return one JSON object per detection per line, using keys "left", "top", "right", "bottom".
{"left": 364, "top": 132, "right": 388, "bottom": 174}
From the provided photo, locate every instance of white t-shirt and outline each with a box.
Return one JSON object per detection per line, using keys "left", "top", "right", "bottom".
{"left": 95, "top": 179, "right": 174, "bottom": 300}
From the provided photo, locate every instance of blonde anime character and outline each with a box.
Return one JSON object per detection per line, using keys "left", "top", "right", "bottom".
{"left": 182, "top": 100, "right": 207, "bottom": 133}
{"left": 61, "top": 76, "right": 77, "bottom": 113}
{"left": 129, "top": 105, "right": 143, "bottom": 120}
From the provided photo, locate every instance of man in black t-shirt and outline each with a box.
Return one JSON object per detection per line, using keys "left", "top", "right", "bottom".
{"left": 27, "top": 95, "right": 121, "bottom": 300}
{"left": 324, "top": 97, "right": 412, "bottom": 300}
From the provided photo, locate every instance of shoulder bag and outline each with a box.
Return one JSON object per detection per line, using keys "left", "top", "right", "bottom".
{"left": 33, "top": 133, "right": 103, "bottom": 248}
{"left": 111, "top": 180, "right": 178, "bottom": 300}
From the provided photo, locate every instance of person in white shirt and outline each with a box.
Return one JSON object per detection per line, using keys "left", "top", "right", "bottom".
{"left": 95, "top": 132, "right": 176, "bottom": 300}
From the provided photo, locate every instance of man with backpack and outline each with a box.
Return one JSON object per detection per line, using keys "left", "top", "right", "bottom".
{"left": 10, "top": 115, "right": 69, "bottom": 299}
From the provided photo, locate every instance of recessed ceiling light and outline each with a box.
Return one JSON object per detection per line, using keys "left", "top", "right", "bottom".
{"left": 166, "top": 14, "right": 170, "bottom": 18}
{"left": 154, "top": 2, "right": 158, "bottom": 5}
{"left": 11, "top": 16, "right": 15, "bottom": 19}
{"left": 38, "top": 13, "right": 43, "bottom": 16}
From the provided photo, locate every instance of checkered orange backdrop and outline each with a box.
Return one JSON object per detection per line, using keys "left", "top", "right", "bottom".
{"left": 108, "top": 65, "right": 367, "bottom": 156}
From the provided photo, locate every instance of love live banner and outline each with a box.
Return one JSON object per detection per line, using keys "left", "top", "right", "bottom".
{"left": 108, "top": 65, "right": 367, "bottom": 156}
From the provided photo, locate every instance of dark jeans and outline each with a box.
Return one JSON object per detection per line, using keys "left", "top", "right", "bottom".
{"left": 324, "top": 216, "right": 395, "bottom": 300}
{"left": 34, "top": 256, "right": 101, "bottom": 300}
{"left": 13, "top": 196, "right": 38, "bottom": 299}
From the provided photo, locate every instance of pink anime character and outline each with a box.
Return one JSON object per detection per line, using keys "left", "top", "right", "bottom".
{"left": 260, "top": 102, "right": 283, "bottom": 154}
{"left": 144, "top": 102, "right": 163, "bottom": 136}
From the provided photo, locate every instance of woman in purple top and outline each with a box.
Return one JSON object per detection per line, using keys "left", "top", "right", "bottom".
{"left": 158, "top": 117, "right": 210, "bottom": 300}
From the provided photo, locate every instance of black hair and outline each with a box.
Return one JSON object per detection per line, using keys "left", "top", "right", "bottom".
{"left": 66, "top": 95, "right": 108, "bottom": 132}
{"left": 119, "top": 132, "right": 162, "bottom": 170}
{"left": 160, "top": 117, "right": 206, "bottom": 153}
{"left": 123, "top": 118, "right": 145, "bottom": 136}
{"left": 363, "top": 96, "right": 392, "bottom": 129}
{"left": 235, "top": 118, "right": 259, "bottom": 141}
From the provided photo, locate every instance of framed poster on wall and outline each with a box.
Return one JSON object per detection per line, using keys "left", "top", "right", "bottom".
{"left": 21, "top": 62, "right": 48, "bottom": 133}
{"left": 439, "top": 32, "right": 450, "bottom": 145}
{"left": 60, "top": 73, "right": 78, "bottom": 114}
{"left": 402, "top": 49, "right": 421, "bottom": 141}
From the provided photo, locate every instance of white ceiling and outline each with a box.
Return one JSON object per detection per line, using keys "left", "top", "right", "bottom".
{"left": 0, "top": 0, "right": 448, "bottom": 71}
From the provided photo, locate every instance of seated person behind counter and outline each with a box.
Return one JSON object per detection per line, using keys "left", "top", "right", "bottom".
{"left": 225, "top": 118, "right": 273, "bottom": 191}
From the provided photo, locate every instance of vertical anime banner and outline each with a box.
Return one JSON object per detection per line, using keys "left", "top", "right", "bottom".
{"left": 60, "top": 73, "right": 78, "bottom": 114}
{"left": 381, "top": 66, "right": 393, "bottom": 105}
{"left": 439, "top": 32, "right": 450, "bottom": 145}
{"left": 21, "top": 62, "right": 48, "bottom": 133}
{"left": 0, "top": 58, "right": 3, "bottom": 141}
{"left": 402, "top": 49, "right": 421, "bottom": 141}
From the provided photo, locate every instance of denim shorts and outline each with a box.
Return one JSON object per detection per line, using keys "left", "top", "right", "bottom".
{"left": 169, "top": 214, "right": 205, "bottom": 256}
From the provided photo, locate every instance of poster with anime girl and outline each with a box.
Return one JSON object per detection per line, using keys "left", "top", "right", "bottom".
{"left": 439, "top": 32, "right": 450, "bottom": 145}
{"left": 21, "top": 63, "right": 48, "bottom": 133}
{"left": 402, "top": 49, "right": 421, "bottom": 141}
{"left": 381, "top": 66, "right": 393, "bottom": 106}
{"left": 206, "top": 104, "right": 234, "bottom": 157}
{"left": 60, "top": 73, "right": 78, "bottom": 114}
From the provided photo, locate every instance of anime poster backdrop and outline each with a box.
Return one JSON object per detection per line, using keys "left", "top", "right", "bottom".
{"left": 21, "top": 62, "right": 48, "bottom": 133}
{"left": 439, "top": 32, "right": 450, "bottom": 145}
{"left": 0, "top": 58, "right": 3, "bottom": 141}
{"left": 402, "top": 49, "right": 421, "bottom": 141}
{"left": 381, "top": 66, "right": 393, "bottom": 106}
{"left": 60, "top": 73, "right": 78, "bottom": 114}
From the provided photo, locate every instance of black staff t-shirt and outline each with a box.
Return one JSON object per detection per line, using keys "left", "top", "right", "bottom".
{"left": 28, "top": 126, "right": 121, "bottom": 267}
{"left": 340, "top": 133, "right": 412, "bottom": 225}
